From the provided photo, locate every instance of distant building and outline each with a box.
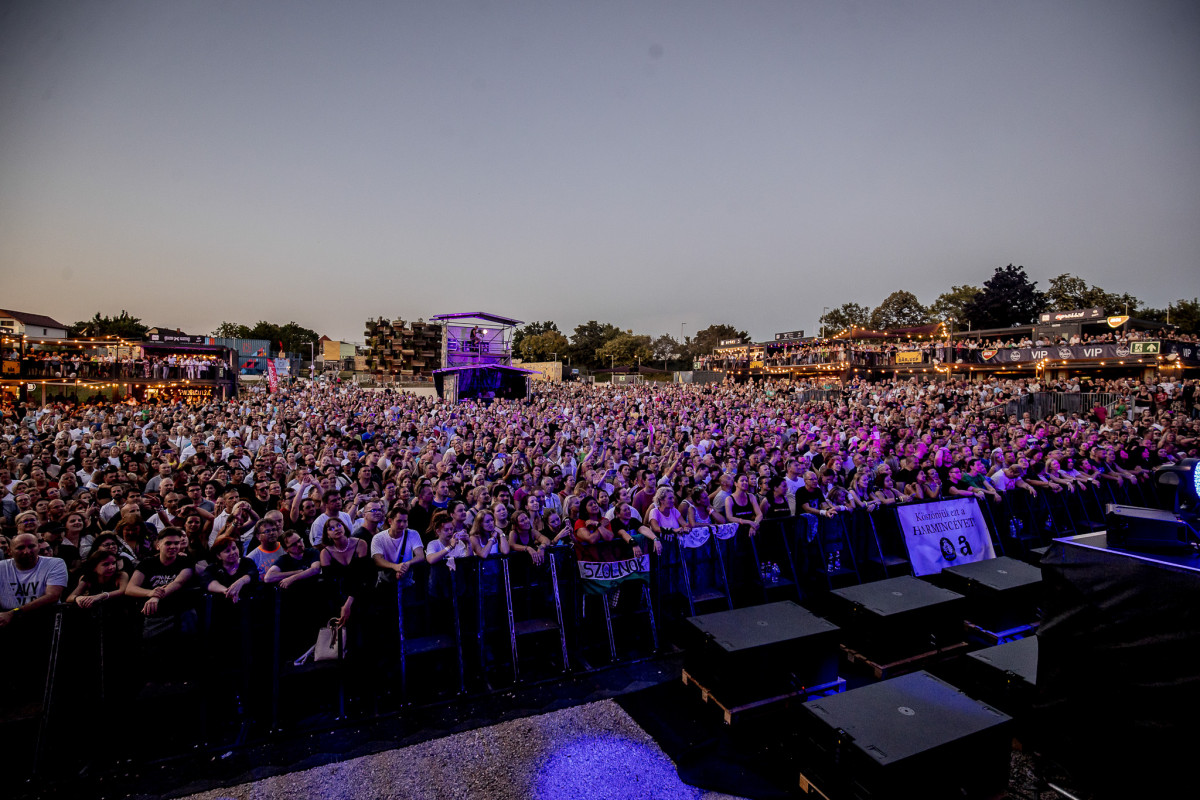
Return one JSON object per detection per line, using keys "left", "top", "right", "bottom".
{"left": 146, "top": 326, "right": 188, "bottom": 338}
{"left": 0, "top": 309, "right": 68, "bottom": 339}
{"left": 363, "top": 317, "right": 443, "bottom": 379}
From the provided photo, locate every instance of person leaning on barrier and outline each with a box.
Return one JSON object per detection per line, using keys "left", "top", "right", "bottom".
{"left": 760, "top": 477, "right": 791, "bottom": 520}
{"left": 469, "top": 507, "right": 510, "bottom": 560}
{"left": 67, "top": 548, "right": 128, "bottom": 608}
{"left": 505, "top": 508, "right": 546, "bottom": 565}
{"left": 648, "top": 486, "right": 688, "bottom": 544}
{"left": 125, "top": 527, "right": 194, "bottom": 620}
{"left": 724, "top": 473, "right": 763, "bottom": 538}
{"left": 683, "top": 485, "right": 724, "bottom": 529}
{"left": 572, "top": 497, "right": 626, "bottom": 560}
{"left": 370, "top": 506, "right": 425, "bottom": 584}
{"left": 204, "top": 535, "right": 258, "bottom": 605}
{"left": 0, "top": 532, "right": 68, "bottom": 629}
{"left": 264, "top": 532, "right": 320, "bottom": 589}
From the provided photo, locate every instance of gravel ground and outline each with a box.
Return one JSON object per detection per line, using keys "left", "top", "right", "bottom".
{"left": 180, "top": 700, "right": 746, "bottom": 800}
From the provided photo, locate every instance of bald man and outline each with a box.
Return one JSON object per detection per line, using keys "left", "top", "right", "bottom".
{"left": 0, "top": 533, "right": 68, "bottom": 628}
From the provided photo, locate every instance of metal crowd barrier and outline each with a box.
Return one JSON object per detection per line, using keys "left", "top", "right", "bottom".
{"left": 11, "top": 482, "right": 1160, "bottom": 782}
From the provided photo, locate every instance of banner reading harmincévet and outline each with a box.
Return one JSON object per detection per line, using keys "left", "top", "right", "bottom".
{"left": 896, "top": 498, "right": 995, "bottom": 576}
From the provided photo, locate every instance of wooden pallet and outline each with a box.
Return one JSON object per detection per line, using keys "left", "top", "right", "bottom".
{"left": 797, "top": 769, "right": 834, "bottom": 799}
{"left": 841, "top": 640, "right": 971, "bottom": 680}
{"left": 681, "top": 669, "right": 846, "bottom": 725}
{"left": 964, "top": 619, "right": 1039, "bottom": 646}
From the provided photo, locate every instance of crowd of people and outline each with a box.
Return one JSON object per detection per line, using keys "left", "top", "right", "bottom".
{"left": 1, "top": 349, "right": 229, "bottom": 380}
{"left": 1, "top": 371, "right": 1197, "bottom": 701}
{"left": 696, "top": 328, "right": 1195, "bottom": 370}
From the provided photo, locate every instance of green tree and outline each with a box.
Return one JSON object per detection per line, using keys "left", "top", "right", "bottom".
{"left": 963, "top": 264, "right": 1046, "bottom": 329}
{"left": 518, "top": 330, "right": 570, "bottom": 362}
{"left": 650, "top": 333, "right": 682, "bottom": 362}
{"left": 212, "top": 322, "right": 252, "bottom": 338}
{"left": 233, "top": 321, "right": 322, "bottom": 355}
{"left": 512, "top": 320, "right": 559, "bottom": 351}
{"left": 688, "top": 324, "right": 750, "bottom": 359}
{"left": 568, "top": 320, "right": 623, "bottom": 367}
{"left": 869, "top": 291, "right": 930, "bottom": 330}
{"left": 70, "top": 310, "right": 149, "bottom": 339}
{"left": 596, "top": 333, "right": 653, "bottom": 367}
{"left": 1141, "top": 298, "right": 1200, "bottom": 335}
{"left": 819, "top": 302, "right": 870, "bottom": 336}
{"left": 927, "top": 285, "right": 981, "bottom": 325}
{"left": 1045, "top": 274, "right": 1140, "bottom": 315}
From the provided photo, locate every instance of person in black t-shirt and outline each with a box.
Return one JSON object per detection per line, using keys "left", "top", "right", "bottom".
{"left": 204, "top": 535, "right": 258, "bottom": 604}
{"left": 126, "top": 527, "right": 194, "bottom": 620}
{"left": 793, "top": 472, "right": 827, "bottom": 519}
{"left": 761, "top": 476, "right": 792, "bottom": 519}
{"left": 893, "top": 456, "right": 919, "bottom": 494}
{"left": 264, "top": 532, "right": 320, "bottom": 589}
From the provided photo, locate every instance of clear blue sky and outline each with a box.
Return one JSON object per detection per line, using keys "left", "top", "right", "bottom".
{"left": 2, "top": 1, "right": 1197, "bottom": 343}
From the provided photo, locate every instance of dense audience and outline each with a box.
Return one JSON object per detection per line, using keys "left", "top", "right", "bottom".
{"left": 1, "top": 373, "right": 1197, "bottom": 681}
{"left": 3, "top": 351, "right": 228, "bottom": 380}
{"left": 697, "top": 329, "right": 1196, "bottom": 370}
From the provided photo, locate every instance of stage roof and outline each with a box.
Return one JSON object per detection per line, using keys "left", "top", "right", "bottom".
{"left": 430, "top": 312, "right": 523, "bottom": 326}
{"left": 432, "top": 364, "right": 540, "bottom": 375}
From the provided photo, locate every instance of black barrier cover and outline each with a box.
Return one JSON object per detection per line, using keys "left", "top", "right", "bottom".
{"left": 1037, "top": 534, "right": 1200, "bottom": 797}
{"left": 7, "top": 491, "right": 1123, "bottom": 784}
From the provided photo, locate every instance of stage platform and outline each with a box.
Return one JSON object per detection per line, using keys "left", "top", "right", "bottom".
{"left": 22, "top": 653, "right": 1093, "bottom": 800}
{"left": 179, "top": 701, "right": 745, "bottom": 800}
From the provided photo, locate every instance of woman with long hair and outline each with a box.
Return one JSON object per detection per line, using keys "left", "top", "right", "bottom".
{"left": 469, "top": 509, "right": 510, "bottom": 560}
{"left": 507, "top": 509, "right": 547, "bottom": 564}
{"left": 724, "top": 473, "right": 762, "bottom": 538}
{"left": 68, "top": 549, "right": 129, "bottom": 608}
{"left": 684, "top": 485, "right": 724, "bottom": 528}
{"left": 319, "top": 517, "right": 370, "bottom": 627}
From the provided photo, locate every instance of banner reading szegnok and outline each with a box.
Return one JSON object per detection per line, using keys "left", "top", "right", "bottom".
{"left": 895, "top": 498, "right": 995, "bottom": 576}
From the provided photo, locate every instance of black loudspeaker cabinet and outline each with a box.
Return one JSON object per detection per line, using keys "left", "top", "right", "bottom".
{"left": 683, "top": 601, "right": 840, "bottom": 706}
{"left": 1104, "top": 503, "right": 1198, "bottom": 553}
{"left": 830, "top": 575, "right": 965, "bottom": 658}
{"left": 964, "top": 634, "right": 1039, "bottom": 717}
{"left": 799, "top": 670, "right": 1012, "bottom": 800}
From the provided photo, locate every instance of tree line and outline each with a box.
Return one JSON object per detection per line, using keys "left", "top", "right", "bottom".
{"left": 66, "top": 312, "right": 323, "bottom": 357}
{"left": 512, "top": 321, "right": 750, "bottom": 370}
{"left": 818, "top": 265, "right": 1198, "bottom": 336}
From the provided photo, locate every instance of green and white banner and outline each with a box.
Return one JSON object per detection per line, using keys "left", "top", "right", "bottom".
{"left": 577, "top": 553, "right": 650, "bottom": 595}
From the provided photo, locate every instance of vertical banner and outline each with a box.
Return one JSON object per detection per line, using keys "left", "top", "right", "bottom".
{"left": 895, "top": 498, "right": 995, "bottom": 576}
{"left": 267, "top": 358, "right": 279, "bottom": 394}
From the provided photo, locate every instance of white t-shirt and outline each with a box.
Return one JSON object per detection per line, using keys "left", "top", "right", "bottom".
{"left": 425, "top": 537, "right": 470, "bottom": 559}
{"left": 370, "top": 529, "right": 423, "bottom": 565}
{"left": 0, "top": 557, "right": 69, "bottom": 610}
{"left": 990, "top": 471, "right": 1018, "bottom": 493}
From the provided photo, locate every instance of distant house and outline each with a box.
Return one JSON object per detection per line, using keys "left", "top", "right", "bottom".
{"left": 0, "top": 309, "right": 68, "bottom": 339}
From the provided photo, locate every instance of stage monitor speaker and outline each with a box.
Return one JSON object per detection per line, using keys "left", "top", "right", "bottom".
{"left": 799, "top": 670, "right": 1011, "bottom": 800}
{"left": 683, "top": 601, "right": 840, "bottom": 705}
{"left": 1104, "top": 504, "right": 1198, "bottom": 554}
